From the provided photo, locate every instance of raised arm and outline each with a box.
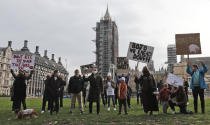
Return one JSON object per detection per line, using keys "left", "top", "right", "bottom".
{"left": 10, "top": 69, "right": 17, "bottom": 79}
{"left": 186, "top": 59, "right": 193, "bottom": 76}
{"left": 25, "top": 70, "right": 34, "bottom": 80}
{"left": 200, "top": 61, "right": 208, "bottom": 74}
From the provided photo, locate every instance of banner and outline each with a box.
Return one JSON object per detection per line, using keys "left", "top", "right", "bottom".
{"left": 176, "top": 33, "right": 201, "bottom": 55}
{"left": 127, "top": 42, "right": 154, "bottom": 63}
{"left": 117, "top": 57, "right": 129, "bottom": 70}
{"left": 166, "top": 73, "right": 184, "bottom": 86}
{"left": 80, "top": 64, "right": 95, "bottom": 74}
{"left": 11, "top": 54, "right": 35, "bottom": 71}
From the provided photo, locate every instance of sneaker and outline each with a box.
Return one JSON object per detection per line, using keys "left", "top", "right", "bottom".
{"left": 48, "top": 110, "right": 50, "bottom": 113}
{"left": 172, "top": 111, "right": 176, "bottom": 114}
{"left": 187, "top": 102, "right": 189, "bottom": 105}
{"left": 114, "top": 108, "right": 117, "bottom": 111}
{"left": 80, "top": 111, "right": 84, "bottom": 114}
{"left": 107, "top": 107, "right": 110, "bottom": 111}
{"left": 41, "top": 111, "right": 45, "bottom": 114}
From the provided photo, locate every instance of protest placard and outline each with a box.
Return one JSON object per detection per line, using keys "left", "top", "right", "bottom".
{"left": 80, "top": 64, "right": 95, "bottom": 74}
{"left": 166, "top": 73, "right": 184, "bottom": 86}
{"left": 11, "top": 54, "right": 35, "bottom": 71}
{"left": 116, "top": 57, "right": 129, "bottom": 74}
{"left": 176, "top": 33, "right": 201, "bottom": 55}
{"left": 117, "top": 57, "right": 129, "bottom": 70}
{"left": 127, "top": 42, "right": 154, "bottom": 63}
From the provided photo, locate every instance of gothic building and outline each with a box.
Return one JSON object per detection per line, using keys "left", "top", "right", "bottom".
{"left": 93, "top": 6, "right": 119, "bottom": 78}
{"left": 12, "top": 40, "right": 69, "bottom": 97}
{"left": 0, "top": 41, "right": 12, "bottom": 96}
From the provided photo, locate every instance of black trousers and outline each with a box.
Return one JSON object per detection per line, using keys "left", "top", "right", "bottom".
{"left": 59, "top": 92, "right": 64, "bottom": 107}
{"left": 179, "top": 104, "right": 187, "bottom": 114}
{"left": 42, "top": 96, "right": 50, "bottom": 111}
{"left": 119, "top": 99, "right": 127, "bottom": 114}
{"left": 192, "top": 87, "right": 205, "bottom": 113}
{"left": 50, "top": 96, "right": 59, "bottom": 114}
{"left": 102, "top": 91, "right": 107, "bottom": 106}
{"left": 14, "top": 98, "right": 26, "bottom": 113}
{"left": 89, "top": 101, "right": 100, "bottom": 114}
{"left": 114, "top": 88, "right": 118, "bottom": 105}
{"left": 168, "top": 100, "right": 176, "bottom": 111}
{"left": 127, "top": 95, "right": 131, "bottom": 107}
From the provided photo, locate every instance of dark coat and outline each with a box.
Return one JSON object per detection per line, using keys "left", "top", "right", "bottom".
{"left": 59, "top": 79, "right": 66, "bottom": 95}
{"left": 84, "top": 74, "right": 103, "bottom": 102}
{"left": 68, "top": 75, "right": 84, "bottom": 94}
{"left": 136, "top": 74, "right": 159, "bottom": 112}
{"left": 11, "top": 70, "right": 33, "bottom": 100}
{"left": 48, "top": 75, "right": 62, "bottom": 99}
{"left": 43, "top": 77, "right": 50, "bottom": 100}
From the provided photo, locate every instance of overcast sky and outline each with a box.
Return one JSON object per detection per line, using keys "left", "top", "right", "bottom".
{"left": 0, "top": 0, "right": 210, "bottom": 75}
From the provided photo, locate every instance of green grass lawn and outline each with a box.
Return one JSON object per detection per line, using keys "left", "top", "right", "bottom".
{"left": 0, "top": 97, "right": 210, "bottom": 125}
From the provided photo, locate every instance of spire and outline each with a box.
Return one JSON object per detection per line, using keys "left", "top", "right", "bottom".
{"left": 104, "top": 4, "right": 111, "bottom": 20}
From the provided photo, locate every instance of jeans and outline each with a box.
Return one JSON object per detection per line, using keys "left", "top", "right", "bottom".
{"left": 162, "top": 101, "right": 169, "bottom": 113}
{"left": 107, "top": 95, "right": 116, "bottom": 108}
{"left": 89, "top": 101, "right": 100, "bottom": 114}
{"left": 119, "top": 99, "right": 127, "bottom": 114}
{"left": 70, "top": 92, "right": 84, "bottom": 112}
{"left": 192, "top": 87, "right": 205, "bottom": 113}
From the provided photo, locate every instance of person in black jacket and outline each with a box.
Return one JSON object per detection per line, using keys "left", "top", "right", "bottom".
{"left": 68, "top": 69, "right": 84, "bottom": 114}
{"left": 11, "top": 69, "right": 33, "bottom": 114}
{"left": 41, "top": 73, "right": 51, "bottom": 113}
{"left": 59, "top": 75, "right": 67, "bottom": 108}
{"left": 48, "top": 70, "right": 62, "bottom": 115}
{"left": 83, "top": 68, "right": 103, "bottom": 115}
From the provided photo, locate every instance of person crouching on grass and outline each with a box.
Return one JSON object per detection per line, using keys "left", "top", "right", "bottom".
{"left": 118, "top": 77, "right": 128, "bottom": 115}
{"left": 158, "top": 84, "right": 171, "bottom": 114}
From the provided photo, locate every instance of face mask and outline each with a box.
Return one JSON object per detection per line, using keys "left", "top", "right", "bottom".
{"left": 93, "top": 71, "right": 97, "bottom": 75}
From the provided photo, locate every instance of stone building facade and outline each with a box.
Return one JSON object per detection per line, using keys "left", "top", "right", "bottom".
{"left": 0, "top": 41, "right": 12, "bottom": 96}
{"left": 12, "top": 40, "right": 69, "bottom": 97}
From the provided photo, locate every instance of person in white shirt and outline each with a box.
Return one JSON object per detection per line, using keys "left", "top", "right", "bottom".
{"left": 105, "top": 73, "right": 116, "bottom": 111}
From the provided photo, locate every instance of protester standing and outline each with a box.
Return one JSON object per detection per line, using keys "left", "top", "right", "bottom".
{"left": 48, "top": 70, "right": 62, "bottom": 115}
{"left": 10, "top": 69, "right": 33, "bottom": 113}
{"left": 41, "top": 73, "right": 51, "bottom": 113}
{"left": 116, "top": 73, "right": 131, "bottom": 108}
{"left": 158, "top": 84, "right": 171, "bottom": 114}
{"left": 135, "top": 66, "right": 159, "bottom": 115}
{"left": 59, "top": 75, "right": 67, "bottom": 108}
{"left": 186, "top": 59, "right": 208, "bottom": 114}
{"left": 68, "top": 69, "right": 84, "bottom": 114}
{"left": 118, "top": 77, "right": 128, "bottom": 115}
{"left": 83, "top": 68, "right": 103, "bottom": 115}
{"left": 105, "top": 73, "right": 116, "bottom": 111}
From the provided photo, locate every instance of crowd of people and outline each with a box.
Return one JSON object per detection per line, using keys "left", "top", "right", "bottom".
{"left": 10, "top": 59, "right": 208, "bottom": 117}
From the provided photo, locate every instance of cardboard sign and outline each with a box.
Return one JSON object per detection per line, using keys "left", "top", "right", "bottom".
{"left": 176, "top": 33, "right": 201, "bottom": 55}
{"left": 127, "top": 42, "right": 154, "bottom": 63}
{"left": 11, "top": 54, "right": 35, "bottom": 71}
{"left": 80, "top": 64, "right": 95, "bottom": 74}
{"left": 166, "top": 73, "right": 184, "bottom": 86}
{"left": 117, "top": 57, "right": 129, "bottom": 70}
